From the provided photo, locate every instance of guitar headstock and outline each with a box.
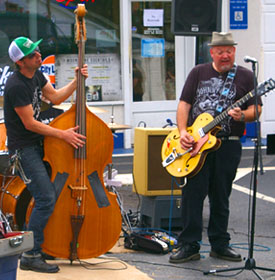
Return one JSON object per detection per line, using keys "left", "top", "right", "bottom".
{"left": 257, "top": 78, "right": 275, "bottom": 97}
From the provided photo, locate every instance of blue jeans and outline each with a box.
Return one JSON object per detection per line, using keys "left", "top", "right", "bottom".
{"left": 14, "top": 143, "right": 56, "bottom": 255}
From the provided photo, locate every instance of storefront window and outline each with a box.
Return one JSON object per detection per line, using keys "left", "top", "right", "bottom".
{"left": 196, "top": 35, "right": 212, "bottom": 65}
{"left": 0, "top": 0, "right": 121, "bottom": 102}
{"left": 132, "top": 1, "right": 175, "bottom": 102}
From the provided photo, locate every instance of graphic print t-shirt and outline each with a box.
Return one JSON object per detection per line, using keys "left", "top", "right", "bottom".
{"left": 4, "top": 70, "right": 48, "bottom": 150}
{"left": 180, "top": 63, "right": 259, "bottom": 137}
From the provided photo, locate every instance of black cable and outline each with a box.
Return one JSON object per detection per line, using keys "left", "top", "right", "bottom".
{"left": 113, "top": 258, "right": 205, "bottom": 274}
{"left": 111, "top": 257, "right": 248, "bottom": 278}
{"left": 209, "top": 269, "right": 244, "bottom": 278}
{"left": 76, "top": 256, "right": 128, "bottom": 271}
{"left": 137, "top": 121, "right": 146, "bottom": 127}
{"left": 131, "top": 171, "right": 141, "bottom": 216}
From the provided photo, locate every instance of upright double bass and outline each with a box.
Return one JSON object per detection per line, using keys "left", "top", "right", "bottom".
{"left": 40, "top": 4, "right": 122, "bottom": 261}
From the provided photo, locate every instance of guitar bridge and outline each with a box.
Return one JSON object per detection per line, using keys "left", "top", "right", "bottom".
{"left": 162, "top": 149, "right": 177, "bottom": 167}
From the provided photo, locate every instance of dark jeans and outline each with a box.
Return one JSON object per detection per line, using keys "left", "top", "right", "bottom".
{"left": 14, "top": 143, "right": 56, "bottom": 255}
{"left": 177, "top": 139, "right": 242, "bottom": 250}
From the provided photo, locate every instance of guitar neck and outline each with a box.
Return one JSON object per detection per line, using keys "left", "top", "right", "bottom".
{"left": 203, "top": 91, "right": 254, "bottom": 135}
{"left": 202, "top": 78, "right": 275, "bottom": 135}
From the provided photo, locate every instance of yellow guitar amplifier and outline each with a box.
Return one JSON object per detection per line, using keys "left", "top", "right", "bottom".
{"left": 133, "top": 127, "right": 182, "bottom": 196}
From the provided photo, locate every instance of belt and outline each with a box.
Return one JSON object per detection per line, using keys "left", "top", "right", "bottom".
{"left": 218, "top": 136, "right": 240, "bottom": 141}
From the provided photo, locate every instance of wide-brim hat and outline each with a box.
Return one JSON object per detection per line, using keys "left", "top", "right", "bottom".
{"left": 208, "top": 32, "right": 237, "bottom": 46}
{"left": 8, "top": 36, "right": 42, "bottom": 62}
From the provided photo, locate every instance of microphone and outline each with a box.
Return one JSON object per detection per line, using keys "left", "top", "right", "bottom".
{"left": 166, "top": 118, "right": 173, "bottom": 126}
{"left": 162, "top": 118, "right": 175, "bottom": 128}
{"left": 244, "top": 56, "right": 258, "bottom": 63}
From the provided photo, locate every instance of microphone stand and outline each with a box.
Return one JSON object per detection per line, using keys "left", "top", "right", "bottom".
{"left": 204, "top": 61, "right": 275, "bottom": 279}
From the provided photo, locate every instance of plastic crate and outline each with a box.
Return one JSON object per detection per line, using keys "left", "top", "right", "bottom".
{"left": 0, "top": 255, "right": 19, "bottom": 280}
{"left": 246, "top": 122, "right": 257, "bottom": 138}
{"left": 114, "top": 132, "right": 124, "bottom": 149}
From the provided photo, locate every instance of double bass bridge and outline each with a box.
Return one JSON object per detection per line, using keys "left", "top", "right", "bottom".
{"left": 68, "top": 184, "right": 88, "bottom": 199}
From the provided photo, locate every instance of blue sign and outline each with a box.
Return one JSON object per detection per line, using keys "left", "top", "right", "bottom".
{"left": 230, "top": 0, "right": 248, "bottom": 30}
{"left": 141, "top": 38, "right": 165, "bottom": 58}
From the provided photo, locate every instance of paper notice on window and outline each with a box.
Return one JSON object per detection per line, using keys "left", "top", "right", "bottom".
{"left": 143, "top": 9, "right": 164, "bottom": 27}
{"left": 55, "top": 54, "right": 122, "bottom": 102}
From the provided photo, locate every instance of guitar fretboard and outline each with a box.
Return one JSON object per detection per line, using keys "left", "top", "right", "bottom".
{"left": 202, "top": 78, "right": 275, "bottom": 135}
{"left": 203, "top": 92, "right": 254, "bottom": 134}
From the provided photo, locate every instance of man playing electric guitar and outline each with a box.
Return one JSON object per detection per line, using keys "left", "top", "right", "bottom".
{"left": 169, "top": 32, "right": 262, "bottom": 264}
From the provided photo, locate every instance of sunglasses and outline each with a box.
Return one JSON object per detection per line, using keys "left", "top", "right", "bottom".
{"left": 25, "top": 47, "right": 40, "bottom": 59}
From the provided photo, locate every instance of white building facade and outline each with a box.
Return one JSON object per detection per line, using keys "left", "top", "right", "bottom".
{"left": 0, "top": 0, "right": 275, "bottom": 148}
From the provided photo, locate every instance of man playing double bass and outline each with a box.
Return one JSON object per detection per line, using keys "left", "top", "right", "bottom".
{"left": 4, "top": 37, "right": 88, "bottom": 273}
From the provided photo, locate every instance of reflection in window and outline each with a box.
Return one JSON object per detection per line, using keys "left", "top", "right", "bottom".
{"left": 133, "top": 58, "right": 144, "bottom": 102}
{"left": 132, "top": 1, "right": 175, "bottom": 102}
{"left": 0, "top": 0, "right": 122, "bottom": 102}
{"left": 196, "top": 36, "right": 212, "bottom": 65}
{"left": 165, "top": 51, "right": 175, "bottom": 100}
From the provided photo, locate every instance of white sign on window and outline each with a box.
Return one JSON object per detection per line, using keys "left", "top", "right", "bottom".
{"left": 143, "top": 9, "right": 164, "bottom": 27}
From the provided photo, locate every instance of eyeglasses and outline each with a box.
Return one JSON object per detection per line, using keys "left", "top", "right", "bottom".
{"left": 25, "top": 47, "right": 40, "bottom": 59}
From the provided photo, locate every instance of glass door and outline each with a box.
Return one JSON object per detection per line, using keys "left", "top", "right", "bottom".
{"left": 131, "top": 1, "right": 175, "bottom": 102}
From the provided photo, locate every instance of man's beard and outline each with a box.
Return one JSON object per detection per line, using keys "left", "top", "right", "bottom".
{"left": 220, "top": 63, "right": 233, "bottom": 73}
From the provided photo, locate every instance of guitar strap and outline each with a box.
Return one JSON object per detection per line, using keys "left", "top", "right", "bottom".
{"left": 215, "top": 63, "right": 237, "bottom": 116}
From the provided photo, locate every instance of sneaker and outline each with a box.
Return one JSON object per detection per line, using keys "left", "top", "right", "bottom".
{"left": 169, "top": 243, "right": 200, "bottom": 263}
{"left": 20, "top": 254, "right": 59, "bottom": 273}
{"left": 210, "top": 246, "right": 242, "bottom": 262}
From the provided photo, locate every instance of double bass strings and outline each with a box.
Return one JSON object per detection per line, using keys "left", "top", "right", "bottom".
{"left": 73, "top": 7, "right": 87, "bottom": 217}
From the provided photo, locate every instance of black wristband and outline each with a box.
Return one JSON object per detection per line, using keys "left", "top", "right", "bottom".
{"left": 240, "top": 112, "right": 245, "bottom": 122}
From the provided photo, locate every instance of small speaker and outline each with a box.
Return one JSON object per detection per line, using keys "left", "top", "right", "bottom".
{"left": 171, "top": 0, "right": 222, "bottom": 36}
{"left": 133, "top": 128, "right": 181, "bottom": 196}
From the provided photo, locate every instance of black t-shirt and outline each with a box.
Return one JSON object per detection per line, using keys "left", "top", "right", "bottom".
{"left": 4, "top": 70, "right": 48, "bottom": 150}
{"left": 180, "top": 63, "right": 262, "bottom": 137}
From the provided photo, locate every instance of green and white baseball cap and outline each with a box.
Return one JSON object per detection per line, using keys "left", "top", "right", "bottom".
{"left": 8, "top": 37, "right": 42, "bottom": 62}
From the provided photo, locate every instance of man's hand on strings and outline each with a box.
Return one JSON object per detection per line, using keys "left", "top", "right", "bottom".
{"left": 62, "top": 126, "right": 86, "bottom": 149}
{"left": 179, "top": 130, "right": 195, "bottom": 151}
{"left": 228, "top": 107, "right": 243, "bottom": 121}
{"left": 75, "top": 64, "right": 88, "bottom": 80}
